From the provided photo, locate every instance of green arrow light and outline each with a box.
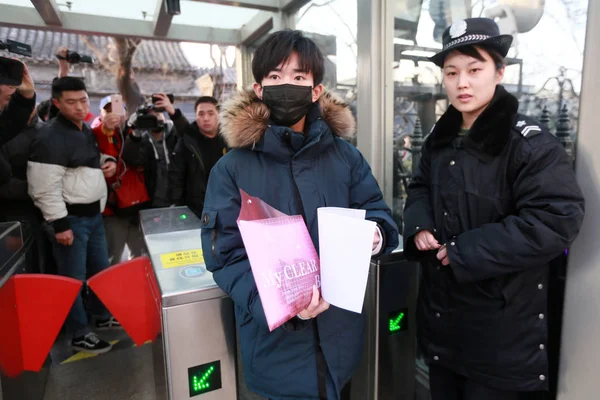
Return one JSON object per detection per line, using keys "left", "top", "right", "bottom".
{"left": 388, "top": 309, "right": 408, "bottom": 334}
{"left": 193, "top": 366, "right": 215, "bottom": 391}
{"left": 189, "top": 361, "right": 221, "bottom": 397}
{"left": 389, "top": 312, "right": 405, "bottom": 332}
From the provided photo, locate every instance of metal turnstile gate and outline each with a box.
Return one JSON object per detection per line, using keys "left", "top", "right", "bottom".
{"left": 140, "top": 207, "right": 237, "bottom": 400}
{"left": 349, "top": 246, "right": 422, "bottom": 400}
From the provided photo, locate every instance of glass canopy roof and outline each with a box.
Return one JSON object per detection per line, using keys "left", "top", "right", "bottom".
{"left": 0, "top": 0, "right": 308, "bottom": 44}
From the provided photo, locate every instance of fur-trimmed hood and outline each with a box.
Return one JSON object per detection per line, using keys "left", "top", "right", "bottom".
{"left": 429, "top": 85, "right": 519, "bottom": 157}
{"left": 219, "top": 88, "right": 356, "bottom": 149}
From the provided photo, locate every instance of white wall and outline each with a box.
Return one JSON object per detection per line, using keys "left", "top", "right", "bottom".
{"left": 557, "top": 0, "right": 600, "bottom": 398}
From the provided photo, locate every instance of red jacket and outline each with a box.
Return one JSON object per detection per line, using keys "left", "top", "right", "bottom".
{"left": 92, "top": 123, "right": 121, "bottom": 216}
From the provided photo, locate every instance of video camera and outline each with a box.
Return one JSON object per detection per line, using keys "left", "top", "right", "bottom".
{"left": 129, "top": 106, "right": 164, "bottom": 132}
{"left": 0, "top": 39, "right": 32, "bottom": 57}
{"left": 128, "top": 94, "right": 175, "bottom": 132}
{"left": 56, "top": 50, "right": 94, "bottom": 64}
{"left": 0, "top": 39, "right": 32, "bottom": 86}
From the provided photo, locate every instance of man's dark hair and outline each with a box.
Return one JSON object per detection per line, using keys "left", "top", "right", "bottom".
{"left": 252, "top": 30, "right": 325, "bottom": 86}
{"left": 36, "top": 100, "right": 51, "bottom": 121}
{"left": 194, "top": 96, "right": 218, "bottom": 112}
{"left": 51, "top": 77, "right": 87, "bottom": 99}
{"left": 452, "top": 45, "right": 505, "bottom": 70}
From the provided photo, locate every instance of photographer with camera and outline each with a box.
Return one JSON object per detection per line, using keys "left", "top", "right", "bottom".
{"left": 0, "top": 58, "right": 36, "bottom": 147}
{"left": 163, "top": 95, "right": 227, "bottom": 217}
{"left": 0, "top": 57, "right": 36, "bottom": 186}
{"left": 121, "top": 95, "right": 178, "bottom": 209}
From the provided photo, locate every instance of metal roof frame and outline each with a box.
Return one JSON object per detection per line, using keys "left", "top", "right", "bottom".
{"left": 0, "top": 0, "right": 310, "bottom": 44}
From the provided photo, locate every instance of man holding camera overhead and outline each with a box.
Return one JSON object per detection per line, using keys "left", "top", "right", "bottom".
{"left": 0, "top": 57, "right": 36, "bottom": 149}
{"left": 1, "top": 57, "right": 35, "bottom": 186}
{"left": 121, "top": 94, "right": 179, "bottom": 209}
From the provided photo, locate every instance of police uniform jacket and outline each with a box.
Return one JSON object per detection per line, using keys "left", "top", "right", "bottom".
{"left": 403, "top": 85, "right": 585, "bottom": 391}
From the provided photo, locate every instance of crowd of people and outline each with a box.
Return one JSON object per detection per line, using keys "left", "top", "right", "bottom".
{"left": 0, "top": 19, "right": 586, "bottom": 400}
{"left": 0, "top": 47, "right": 228, "bottom": 354}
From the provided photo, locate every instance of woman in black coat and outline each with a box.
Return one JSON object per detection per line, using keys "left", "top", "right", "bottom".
{"left": 403, "top": 18, "right": 585, "bottom": 400}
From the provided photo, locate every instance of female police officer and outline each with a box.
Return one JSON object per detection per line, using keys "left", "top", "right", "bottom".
{"left": 403, "top": 18, "right": 585, "bottom": 400}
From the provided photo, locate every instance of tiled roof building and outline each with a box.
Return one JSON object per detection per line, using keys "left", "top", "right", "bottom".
{"left": 0, "top": 27, "right": 237, "bottom": 118}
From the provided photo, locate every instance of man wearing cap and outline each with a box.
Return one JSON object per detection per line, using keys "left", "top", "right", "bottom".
{"left": 403, "top": 18, "right": 584, "bottom": 399}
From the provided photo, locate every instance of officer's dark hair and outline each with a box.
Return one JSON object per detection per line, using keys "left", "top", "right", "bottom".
{"left": 452, "top": 45, "right": 506, "bottom": 71}
{"left": 252, "top": 29, "right": 325, "bottom": 86}
{"left": 51, "top": 77, "right": 87, "bottom": 99}
{"left": 195, "top": 96, "right": 218, "bottom": 112}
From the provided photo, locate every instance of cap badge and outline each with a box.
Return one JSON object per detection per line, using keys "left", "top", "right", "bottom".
{"left": 449, "top": 19, "right": 468, "bottom": 39}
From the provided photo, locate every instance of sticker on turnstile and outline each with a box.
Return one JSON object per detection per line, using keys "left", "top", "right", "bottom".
{"left": 160, "top": 249, "right": 204, "bottom": 269}
{"left": 188, "top": 360, "right": 222, "bottom": 397}
{"left": 180, "top": 266, "right": 206, "bottom": 279}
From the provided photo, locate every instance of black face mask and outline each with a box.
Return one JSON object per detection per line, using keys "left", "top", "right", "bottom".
{"left": 261, "top": 84, "right": 313, "bottom": 127}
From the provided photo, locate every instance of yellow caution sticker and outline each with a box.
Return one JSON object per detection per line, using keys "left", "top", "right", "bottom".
{"left": 61, "top": 340, "right": 120, "bottom": 364}
{"left": 160, "top": 249, "right": 204, "bottom": 269}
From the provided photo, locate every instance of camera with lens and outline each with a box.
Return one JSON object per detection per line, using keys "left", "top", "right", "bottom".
{"left": 56, "top": 50, "right": 94, "bottom": 64}
{"left": 128, "top": 105, "right": 165, "bottom": 133}
{"left": 0, "top": 39, "right": 32, "bottom": 86}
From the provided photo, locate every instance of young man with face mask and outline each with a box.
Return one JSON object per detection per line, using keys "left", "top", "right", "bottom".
{"left": 28, "top": 77, "right": 118, "bottom": 354}
{"left": 166, "top": 95, "right": 227, "bottom": 216}
{"left": 199, "top": 30, "right": 399, "bottom": 400}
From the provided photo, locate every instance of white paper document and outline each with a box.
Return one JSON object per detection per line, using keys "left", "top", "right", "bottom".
{"left": 317, "top": 207, "right": 376, "bottom": 313}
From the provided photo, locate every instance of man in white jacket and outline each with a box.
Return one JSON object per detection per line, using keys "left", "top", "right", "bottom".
{"left": 28, "top": 77, "right": 117, "bottom": 354}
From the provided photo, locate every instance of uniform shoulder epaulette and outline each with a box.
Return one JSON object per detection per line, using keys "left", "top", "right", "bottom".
{"left": 513, "top": 115, "right": 543, "bottom": 139}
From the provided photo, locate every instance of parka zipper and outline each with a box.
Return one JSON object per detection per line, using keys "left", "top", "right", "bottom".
{"left": 290, "top": 160, "right": 306, "bottom": 222}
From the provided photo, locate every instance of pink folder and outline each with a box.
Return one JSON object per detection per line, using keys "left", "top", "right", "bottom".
{"left": 237, "top": 189, "right": 320, "bottom": 331}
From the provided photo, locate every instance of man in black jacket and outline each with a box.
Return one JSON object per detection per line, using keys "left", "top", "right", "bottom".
{"left": 0, "top": 59, "right": 36, "bottom": 157}
{"left": 158, "top": 95, "right": 227, "bottom": 216}
{"left": 0, "top": 112, "right": 53, "bottom": 274}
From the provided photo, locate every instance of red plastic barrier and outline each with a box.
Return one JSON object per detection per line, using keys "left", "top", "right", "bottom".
{"left": 0, "top": 275, "right": 82, "bottom": 377}
{"left": 87, "top": 256, "right": 161, "bottom": 347}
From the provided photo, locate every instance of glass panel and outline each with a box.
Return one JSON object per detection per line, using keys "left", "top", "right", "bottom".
{"left": 0, "top": 0, "right": 33, "bottom": 7}
{"left": 296, "top": 0, "right": 358, "bottom": 142}
{"left": 173, "top": 1, "right": 260, "bottom": 29}
{"left": 62, "top": 0, "right": 155, "bottom": 20}
{"left": 389, "top": 1, "right": 590, "bottom": 398}
{"left": 391, "top": 0, "right": 589, "bottom": 229}
{"left": 39, "top": 0, "right": 261, "bottom": 28}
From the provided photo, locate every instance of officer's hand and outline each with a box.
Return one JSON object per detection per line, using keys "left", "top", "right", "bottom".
{"left": 436, "top": 244, "right": 450, "bottom": 266}
{"left": 414, "top": 230, "right": 440, "bottom": 251}
{"left": 56, "top": 229, "right": 74, "bottom": 246}
{"left": 298, "top": 285, "right": 329, "bottom": 320}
